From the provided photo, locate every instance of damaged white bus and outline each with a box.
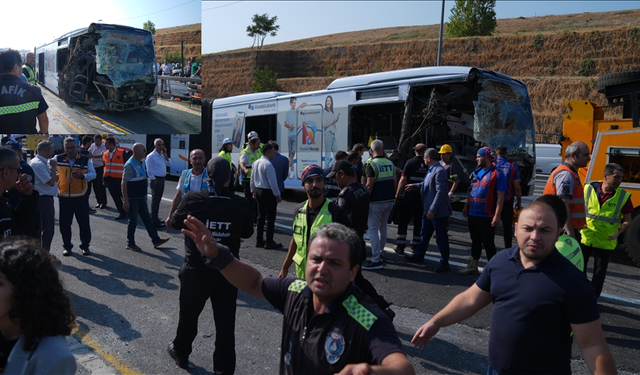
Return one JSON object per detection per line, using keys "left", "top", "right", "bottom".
{"left": 207, "top": 66, "right": 537, "bottom": 203}
{"left": 35, "top": 23, "right": 157, "bottom": 112}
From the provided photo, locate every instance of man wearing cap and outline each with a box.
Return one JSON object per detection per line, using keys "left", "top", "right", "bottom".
{"left": 0, "top": 49, "right": 49, "bottom": 134}
{"left": 394, "top": 143, "right": 428, "bottom": 254}
{"left": 362, "top": 140, "right": 396, "bottom": 270}
{"left": 167, "top": 157, "right": 254, "bottom": 372}
{"left": 278, "top": 164, "right": 350, "bottom": 278}
{"left": 122, "top": 143, "right": 170, "bottom": 252}
{"left": 250, "top": 142, "right": 282, "bottom": 249}
{"left": 495, "top": 145, "right": 522, "bottom": 248}
{"left": 438, "top": 144, "right": 459, "bottom": 198}
{"left": 404, "top": 148, "right": 452, "bottom": 272}
{"left": 218, "top": 137, "right": 234, "bottom": 168}
{"left": 166, "top": 149, "right": 208, "bottom": 230}
{"left": 239, "top": 135, "right": 262, "bottom": 222}
{"left": 146, "top": 138, "right": 171, "bottom": 227}
{"left": 460, "top": 147, "right": 507, "bottom": 275}
{"left": 323, "top": 150, "right": 348, "bottom": 203}
{"left": 330, "top": 160, "right": 396, "bottom": 320}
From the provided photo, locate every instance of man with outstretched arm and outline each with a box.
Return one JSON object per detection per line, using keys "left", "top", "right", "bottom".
{"left": 411, "top": 201, "right": 617, "bottom": 375}
{"left": 181, "top": 219, "right": 414, "bottom": 375}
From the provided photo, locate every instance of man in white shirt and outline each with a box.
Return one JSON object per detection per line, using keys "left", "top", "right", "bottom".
{"left": 165, "top": 149, "right": 207, "bottom": 229}
{"left": 250, "top": 142, "right": 282, "bottom": 249}
{"left": 88, "top": 134, "right": 107, "bottom": 209}
{"left": 160, "top": 59, "right": 172, "bottom": 93}
{"left": 29, "top": 140, "right": 58, "bottom": 253}
{"left": 146, "top": 138, "right": 171, "bottom": 227}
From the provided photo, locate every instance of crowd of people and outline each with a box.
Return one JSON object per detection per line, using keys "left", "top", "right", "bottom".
{"left": 0, "top": 127, "right": 627, "bottom": 373}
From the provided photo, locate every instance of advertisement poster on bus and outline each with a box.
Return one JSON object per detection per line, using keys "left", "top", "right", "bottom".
{"left": 212, "top": 100, "right": 277, "bottom": 150}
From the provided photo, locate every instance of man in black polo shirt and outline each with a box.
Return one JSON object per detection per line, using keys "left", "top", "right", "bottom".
{"left": 394, "top": 143, "right": 428, "bottom": 254}
{"left": 411, "top": 201, "right": 616, "bottom": 374}
{"left": 0, "top": 49, "right": 49, "bottom": 134}
{"left": 323, "top": 150, "right": 347, "bottom": 203}
{"left": 181, "top": 219, "right": 414, "bottom": 375}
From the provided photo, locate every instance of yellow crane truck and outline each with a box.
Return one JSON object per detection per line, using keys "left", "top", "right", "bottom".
{"left": 560, "top": 70, "right": 640, "bottom": 266}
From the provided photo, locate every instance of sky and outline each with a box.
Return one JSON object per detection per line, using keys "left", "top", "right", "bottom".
{"left": 3, "top": 0, "right": 201, "bottom": 52}
{"left": 202, "top": 1, "right": 640, "bottom": 54}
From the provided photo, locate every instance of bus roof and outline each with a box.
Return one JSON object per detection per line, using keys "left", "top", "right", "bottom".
{"left": 326, "top": 66, "right": 475, "bottom": 90}
{"left": 212, "top": 91, "right": 291, "bottom": 107}
{"left": 40, "top": 23, "right": 152, "bottom": 48}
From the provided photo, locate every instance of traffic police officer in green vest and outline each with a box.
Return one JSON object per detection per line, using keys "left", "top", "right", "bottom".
{"left": 0, "top": 49, "right": 49, "bottom": 133}
{"left": 22, "top": 52, "right": 36, "bottom": 85}
{"left": 239, "top": 134, "right": 262, "bottom": 222}
{"left": 580, "top": 163, "right": 633, "bottom": 298}
{"left": 278, "top": 165, "right": 350, "bottom": 278}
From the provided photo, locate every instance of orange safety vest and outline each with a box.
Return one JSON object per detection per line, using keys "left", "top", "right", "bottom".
{"left": 543, "top": 164, "right": 586, "bottom": 229}
{"left": 103, "top": 148, "right": 125, "bottom": 178}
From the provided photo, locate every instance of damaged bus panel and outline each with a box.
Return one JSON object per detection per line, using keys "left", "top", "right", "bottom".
{"left": 35, "top": 23, "right": 157, "bottom": 111}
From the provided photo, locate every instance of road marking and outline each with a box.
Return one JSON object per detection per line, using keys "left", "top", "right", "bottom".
{"left": 72, "top": 327, "right": 142, "bottom": 375}
{"left": 51, "top": 109, "right": 82, "bottom": 133}
{"left": 74, "top": 106, "right": 131, "bottom": 134}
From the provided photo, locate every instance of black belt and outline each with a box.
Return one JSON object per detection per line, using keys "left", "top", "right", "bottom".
{"left": 41, "top": 195, "right": 55, "bottom": 198}
{"left": 154, "top": 176, "right": 166, "bottom": 179}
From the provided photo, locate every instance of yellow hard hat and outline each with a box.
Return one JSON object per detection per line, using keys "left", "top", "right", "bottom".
{"left": 438, "top": 144, "right": 453, "bottom": 154}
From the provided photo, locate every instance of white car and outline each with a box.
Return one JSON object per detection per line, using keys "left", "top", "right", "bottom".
{"left": 535, "top": 143, "right": 562, "bottom": 174}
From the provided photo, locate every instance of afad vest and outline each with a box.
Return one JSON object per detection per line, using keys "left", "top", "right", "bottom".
{"left": 581, "top": 182, "right": 630, "bottom": 250}
{"left": 555, "top": 233, "right": 584, "bottom": 271}
{"left": 56, "top": 153, "right": 90, "bottom": 198}
{"left": 239, "top": 147, "right": 262, "bottom": 180}
{"left": 292, "top": 200, "right": 333, "bottom": 278}
{"left": 22, "top": 65, "right": 36, "bottom": 85}
{"left": 181, "top": 168, "right": 208, "bottom": 193}
{"left": 368, "top": 156, "right": 395, "bottom": 203}
{"left": 103, "top": 148, "right": 125, "bottom": 178}
{"left": 468, "top": 166, "right": 500, "bottom": 217}
{"left": 543, "top": 164, "right": 586, "bottom": 229}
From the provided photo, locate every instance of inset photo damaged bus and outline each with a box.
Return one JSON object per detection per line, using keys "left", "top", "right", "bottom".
{"left": 35, "top": 23, "right": 157, "bottom": 112}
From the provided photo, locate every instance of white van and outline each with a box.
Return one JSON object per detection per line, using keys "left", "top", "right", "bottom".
{"left": 535, "top": 143, "right": 562, "bottom": 174}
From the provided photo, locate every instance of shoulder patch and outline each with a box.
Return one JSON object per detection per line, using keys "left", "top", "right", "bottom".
{"left": 342, "top": 294, "right": 377, "bottom": 330}
{"left": 288, "top": 279, "right": 307, "bottom": 293}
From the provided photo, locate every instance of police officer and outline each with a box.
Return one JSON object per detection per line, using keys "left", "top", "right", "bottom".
{"left": 394, "top": 143, "right": 428, "bottom": 254}
{"left": 0, "top": 49, "right": 49, "bottom": 134}
{"left": 22, "top": 52, "right": 36, "bottom": 85}
{"left": 167, "top": 157, "right": 253, "bottom": 373}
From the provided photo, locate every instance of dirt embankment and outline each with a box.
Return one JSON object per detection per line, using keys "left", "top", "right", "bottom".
{"left": 153, "top": 23, "right": 201, "bottom": 63}
{"left": 203, "top": 10, "right": 640, "bottom": 140}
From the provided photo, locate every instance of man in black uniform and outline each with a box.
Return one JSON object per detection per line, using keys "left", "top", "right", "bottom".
{"left": 182, "top": 219, "right": 414, "bottom": 375}
{"left": 329, "top": 160, "right": 396, "bottom": 320}
{"left": 394, "top": 143, "right": 428, "bottom": 254}
{"left": 0, "top": 49, "right": 49, "bottom": 134}
{"left": 167, "top": 157, "right": 254, "bottom": 373}
{"left": 322, "top": 150, "right": 347, "bottom": 203}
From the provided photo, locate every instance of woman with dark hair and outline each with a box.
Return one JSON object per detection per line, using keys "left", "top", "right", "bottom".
{"left": 323, "top": 95, "right": 340, "bottom": 166}
{"left": 218, "top": 137, "right": 234, "bottom": 168}
{"left": 0, "top": 238, "right": 76, "bottom": 374}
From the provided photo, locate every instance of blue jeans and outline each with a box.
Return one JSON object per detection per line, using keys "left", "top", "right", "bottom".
{"left": 414, "top": 215, "right": 450, "bottom": 265}
{"left": 127, "top": 198, "right": 160, "bottom": 246}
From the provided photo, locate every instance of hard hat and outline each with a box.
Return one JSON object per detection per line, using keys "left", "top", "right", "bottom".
{"left": 247, "top": 131, "right": 259, "bottom": 139}
{"left": 438, "top": 144, "right": 453, "bottom": 154}
{"left": 222, "top": 137, "right": 233, "bottom": 145}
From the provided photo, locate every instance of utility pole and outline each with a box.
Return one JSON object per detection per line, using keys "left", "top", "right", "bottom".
{"left": 437, "top": 0, "right": 445, "bottom": 66}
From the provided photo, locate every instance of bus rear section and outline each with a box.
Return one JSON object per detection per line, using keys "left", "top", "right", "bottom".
{"left": 35, "top": 23, "right": 157, "bottom": 112}
{"left": 210, "top": 66, "right": 536, "bottom": 199}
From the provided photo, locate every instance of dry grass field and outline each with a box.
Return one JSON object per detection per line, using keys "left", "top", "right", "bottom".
{"left": 203, "top": 9, "right": 640, "bottom": 140}
{"left": 154, "top": 23, "right": 201, "bottom": 64}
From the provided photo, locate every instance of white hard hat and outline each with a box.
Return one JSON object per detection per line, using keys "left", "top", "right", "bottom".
{"left": 222, "top": 137, "right": 233, "bottom": 145}
{"left": 247, "top": 131, "right": 258, "bottom": 139}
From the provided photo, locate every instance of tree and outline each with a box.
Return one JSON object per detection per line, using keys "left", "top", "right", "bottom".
{"left": 446, "top": 0, "right": 497, "bottom": 38}
{"left": 251, "top": 66, "right": 282, "bottom": 93}
{"left": 143, "top": 20, "right": 156, "bottom": 35}
{"left": 246, "top": 13, "right": 280, "bottom": 49}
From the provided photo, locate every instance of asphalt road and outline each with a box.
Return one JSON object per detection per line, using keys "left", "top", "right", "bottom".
{"left": 39, "top": 84, "right": 201, "bottom": 135}
{"left": 56, "top": 176, "right": 639, "bottom": 374}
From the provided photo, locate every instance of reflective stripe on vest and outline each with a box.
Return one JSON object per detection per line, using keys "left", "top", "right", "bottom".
{"left": 581, "top": 183, "right": 630, "bottom": 250}
{"left": 469, "top": 167, "right": 499, "bottom": 217}
{"left": 543, "top": 164, "right": 586, "bottom": 228}
{"left": 103, "top": 148, "right": 125, "bottom": 178}
{"left": 22, "top": 65, "right": 36, "bottom": 85}
{"left": 369, "top": 157, "right": 395, "bottom": 203}
{"left": 240, "top": 148, "right": 262, "bottom": 179}
{"left": 0, "top": 101, "right": 39, "bottom": 115}
{"left": 56, "top": 154, "right": 90, "bottom": 197}
{"left": 292, "top": 200, "right": 333, "bottom": 278}
{"left": 288, "top": 279, "right": 307, "bottom": 293}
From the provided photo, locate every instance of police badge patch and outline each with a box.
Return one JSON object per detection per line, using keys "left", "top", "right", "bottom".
{"left": 325, "top": 331, "right": 345, "bottom": 364}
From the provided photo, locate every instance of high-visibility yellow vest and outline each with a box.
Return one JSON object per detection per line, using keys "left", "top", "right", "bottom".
{"left": 22, "top": 64, "right": 36, "bottom": 85}
{"left": 292, "top": 200, "right": 333, "bottom": 278}
{"left": 581, "top": 182, "right": 630, "bottom": 250}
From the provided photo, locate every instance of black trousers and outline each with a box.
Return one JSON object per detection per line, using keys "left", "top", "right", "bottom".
{"left": 242, "top": 179, "right": 257, "bottom": 221}
{"left": 255, "top": 188, "right": 277, "bottom": 243}
{"left": 150, "top": 177, "right": 166, "bottom": 222}
{"left": 172, "top": 264, "right": 238, "bottom": 374}
{"left": 396, "top": 197, "right": 423, "bottom": 248}
{"left": 581, "top": 244, "right": 612, "bottom": 299}
{"left": 92, "top": 166, "right": 107, "bottom": 205}
{"left": 468, "top": 215, "right": 497, "bottom": 261}
{"left": 104, "top": 176, "right": 126, "bottom": 215}
{"left": 500, "top": 197, "right": 515, "bottom": 248}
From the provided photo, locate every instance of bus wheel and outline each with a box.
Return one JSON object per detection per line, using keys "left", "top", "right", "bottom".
{"left": 623, "top": 212, "right": 640, "bottom": 267}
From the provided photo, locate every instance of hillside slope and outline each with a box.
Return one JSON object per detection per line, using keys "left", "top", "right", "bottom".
{"left": 203, "top": 9, "right": 640, "bottom": 140}
{"left": 154, "top": 23, "right": 201, "bottom": 63}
